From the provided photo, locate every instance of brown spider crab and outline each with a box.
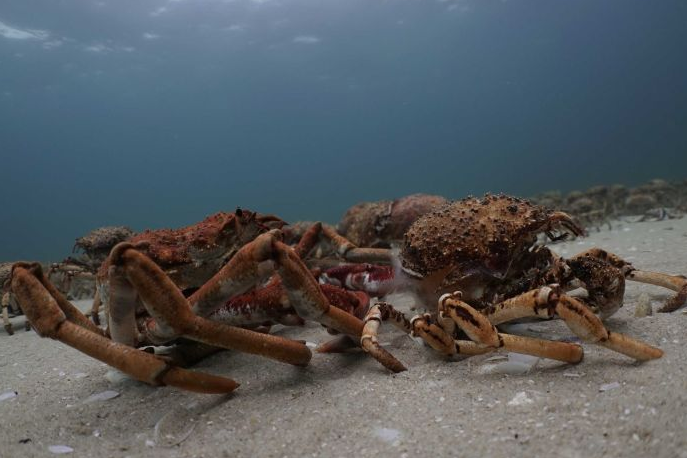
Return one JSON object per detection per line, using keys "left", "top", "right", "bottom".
{"left": 338, "top": 193, "right": 448, "bottom": 248}
{"left": 317, "top": 194, "right": 685, "bottom": 371}
{"left": 8, "top": 209, "right": 371, "bottom": 393}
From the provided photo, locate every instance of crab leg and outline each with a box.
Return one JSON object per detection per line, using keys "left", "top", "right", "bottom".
{"left": 135, "top": 232, "right": 280, "bottom": 343}
{"left": 293, "top": 222, "right": 324, "bottom": 258}
{"left": 440, "top": 292, "right": 584, "bottom": 364}
{"left": 10, "top": 263, "right": 238, "bottom": 393}
{"left": 88, "top": 289, "right": 102, "bottom": 325}
{"left": 296, "top": 222, "right": 392, "bottom": 264}
{"left": 2, "top": 292, "right": 13, "bottom": 335}
{"left": 188, "top": 232, "right": 279, "bottom": 318}
{"left": 107, "top": 265, "right": 140, "bottom": 346}
{"left": 482, "top": 287, "right": 559, "bottom": 325}
{"left": 149, "top": 230, "right": 368, "bottom": 338}
{"left": 481, "top": 287, "right": 663, "bottom": 361}
{"left": 108, "top": 231, "right": 368, "bottom": 367}
{"left": 555, "top": 295, "right": 662, "bottom": 360}
{"left": 359, "top": 302, "right": 497, "bottom": 373}
{"left": 360, "top": 303, "right": 408, "bottom": 372}
{"left": 322, "top": 225, "right": 392, "bottom": 263}
{"left": 108, "top": 243, "right": 312, "bottom": 367}
{"left": 626, "top": 270, "right": 687, "bottom": 312}
{"left": 272, "top": 238, "right": 364, "bottom": 336}
{"left": 29, "top": 264, "right": 105, "bottom": 336}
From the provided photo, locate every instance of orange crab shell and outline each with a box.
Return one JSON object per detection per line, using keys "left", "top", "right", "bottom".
{"left": 97, "top": 209, "right": 285, "bottom": 291}
{"left": 401, "top": 194, "right": 583, "bottom": 280}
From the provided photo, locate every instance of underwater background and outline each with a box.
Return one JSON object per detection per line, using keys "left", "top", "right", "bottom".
{"left": 1, "top": 0, "right": 686, "bottom": 261}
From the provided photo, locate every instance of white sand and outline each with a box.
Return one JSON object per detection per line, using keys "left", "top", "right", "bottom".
{"left": 1, "top": 216, "right": 687, "bottom": 458}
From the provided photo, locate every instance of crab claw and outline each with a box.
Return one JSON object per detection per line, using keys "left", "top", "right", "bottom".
{"left": 548, "top": 211, "right": 587, "bottom": 238}
{"left": 321, "top": 284, "right": 370, "bottom": 319}
{"left": 320, "top": 264, "right": 396, "bottom": 297}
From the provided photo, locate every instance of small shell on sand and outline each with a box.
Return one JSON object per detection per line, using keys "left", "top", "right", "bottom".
{"left": 48, "top": 445, "right": 74, "bottom": 454}
{"left": 83, "top": 390, "right": 120, "bottom": 403}
{"left": 0, "top": 390, "right": 17, "bottom": 401}
{"left": 599, "top": 382, "right": 621, "bottom": 392}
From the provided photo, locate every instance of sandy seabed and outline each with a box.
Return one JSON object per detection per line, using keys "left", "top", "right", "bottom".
{"left": 1, "top": 217, "right": 687, "bottom": 458}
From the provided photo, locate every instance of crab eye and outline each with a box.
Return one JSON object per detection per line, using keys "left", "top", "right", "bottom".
{"left": 235, "top": 208, "right": 244, "bottom": 217}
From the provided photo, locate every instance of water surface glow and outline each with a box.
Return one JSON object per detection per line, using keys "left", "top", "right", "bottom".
{"left": 1, "top": 0, "right": 686, "bottom": 260}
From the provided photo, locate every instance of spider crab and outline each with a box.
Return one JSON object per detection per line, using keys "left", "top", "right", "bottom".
{"left": 8, "top": 209, "right": 373, "bottom": 393}
{"left": 338, "top": 193, "right": 448, "bottom": 248}
{"left": 316, "top": 194, "right": 686, "bottom": 371}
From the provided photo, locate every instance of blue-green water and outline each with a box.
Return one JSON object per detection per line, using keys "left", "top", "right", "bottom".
{"left": 1, "top": 0, "right": 686, "bottom": 261}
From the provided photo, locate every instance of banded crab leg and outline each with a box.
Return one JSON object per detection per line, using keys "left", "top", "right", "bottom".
{"left": 439, "top": 292, "right": 585, "bottom": 363}
{"left": 359, "top": 302, "right": 490, "bottom": 372}
{"left": 359, "top": 297, "right": 583, "bottom": 373}
{"left": 482, "top": 286, "right": 663, "bottom": 361}
{"left": 359, "top": 285, "right": 663, "bottom": 372}
{"left": 574, "top": 248, "right": 687, "bottom": 313}
{"left": 10, "top": 263, "right": 238, "bottom": 393}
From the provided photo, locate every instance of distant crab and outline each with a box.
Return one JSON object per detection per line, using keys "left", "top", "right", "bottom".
{"left": 316, "top": 194, "right": 685, "bottom": 371}
{"left": 73, "top": 226, "right": 136, "bottom": 271}
{"left": 40, "top": 226, "right": 136, "bottom": 308}
{"left": 8, "top": 209, "right": 371, "bottom": 393}
{"left": 338, "top": 193, "right": 448, "bottom": 248}
{"left": 1, "top": 262, "right": 21, "bottom": 335}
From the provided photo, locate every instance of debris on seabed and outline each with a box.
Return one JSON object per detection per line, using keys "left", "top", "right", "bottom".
{"left": 634, "top": 293, "right": 653, "bottom": 317}
{"left": 48, "top": 445, "right": 74, "bottom": 454}
{"left": 562, "top": 372, "right": 586, "bottom": 378}
{"left": 105, "top": 369, "right": 131, "bottom": 384}
{"left": 0, "top": 390, "right": 18, "bottom": 401}
{"left": 374, "top": 427, "right": 402, "bottom": 444}
{"left": 153, "top": 407, "right": 197, "bottom": 447}
{"left": 507, "top": 391, "right": 534, "bottom": 406}
{"left": 599, "top": 382, "right": 621, "bottom": 392}
{"left": 478, "top": 353, "right": 540, "bottom": 375}
{"left": 84, "top": 390, "right": 120, "bottom": 403}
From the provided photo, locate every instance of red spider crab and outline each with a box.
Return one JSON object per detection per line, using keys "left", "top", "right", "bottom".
{"left": 8, "top": 209, "right": 372, "bottom": 393}
{"left": 316, "top": 194, "right": 685, "bottom": 371}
